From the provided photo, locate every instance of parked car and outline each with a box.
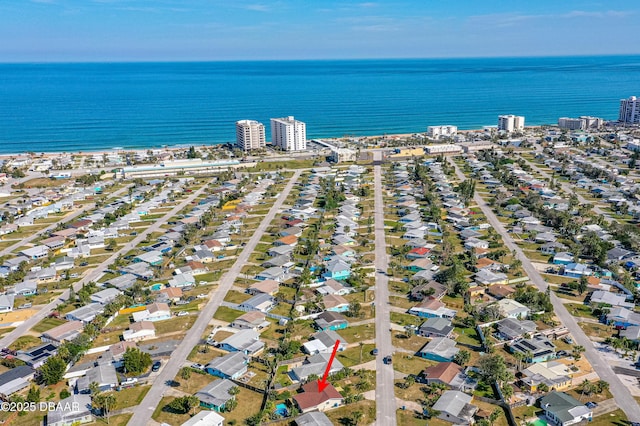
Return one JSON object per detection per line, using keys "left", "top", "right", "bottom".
{"left": 79, "top": 262, "right": 89, "bottom": 267}
{"left": 563, "top": 335, "right": 574, "bottom": 344}
{"left": 556, "top": 350, "right": 569, "bottom": 357}
{"left": 122, "top": 377, "right": 138, "bottom": 386}
{"left": 384, "top": 356, "right": 392, "bottom": 365}
{"left": 176, "top": 311, "right": 188, "bottom": 317}
{"left": 586, "top": 402, "right": 598, "bottom": 409}
{"left": 175, "top": 300, "right": 189, "bottom": 306}
{"left": 18, "top": 303, "right": 32, "bottom": 309}
{"left": 152, "top": 361, "right": 162, "bottom": 372}
{"left": 191, "top": 363, "right": 204, "bottom": 371}
{"left": 371, "top": 348, "right": 379, "bottom": 356}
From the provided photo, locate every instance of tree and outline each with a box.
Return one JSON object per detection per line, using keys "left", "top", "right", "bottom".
{"left": 347, "top": 302, "right": 362, "bottom": 318}
{"left": 39, "top": 355, "right": 67, "bottom": 385}
{"left": 93, "top": 392, "right": 116, "bottom": 424}
{"left": 89, "top": 381, "right": 100, "bottom": 395}
{"left": 453, "top": 350, "right": 471, "bottom": 366}
{"left": 26, "top": 386, "right": 40, "bottom": 403}
{"left": 577, "top": 276, "right": 588, "bottom": 295}
{"left": 106, "top": 239, "right": 118, "bottom": 251}
{"left": 180, "top": 367, "right": 191, "bottom": 380}
{"left": 122, "top": 348, "right": 152, "bottom": 375}
{"left": 477, "top": 354, "right": 513, "bottom": 385}
{"left": 489, "top": 408, "right": 502, "bottom": 425}
{"left": 572, "top": 345, "right": 586, "bottom": 361}
{"left": 351, "top": 410, "right": 364, "bottom": 426}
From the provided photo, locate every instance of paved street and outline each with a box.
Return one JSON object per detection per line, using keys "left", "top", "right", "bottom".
{"left": 128, "top": 170, "right": 302, "bottom": 425}
{"left": 0, "top": 181, "right": 208, "bottom": 349}
{"left": 450, "top": 158, "right": 640, "bottom": 423}
{"left": 373, "top": 151, "right": 397, "bottom": 426}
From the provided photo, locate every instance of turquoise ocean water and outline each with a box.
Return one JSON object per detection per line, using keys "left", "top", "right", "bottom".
{"left": 1, "top": 56, "right": 639, "bottom": 154}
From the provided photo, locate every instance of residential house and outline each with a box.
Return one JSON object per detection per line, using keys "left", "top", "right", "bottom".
{"left": 90, "top": 288, "right": 121, "bottom": 305}
{"left": 323, "top": 258, "right": 351, "bottom": 280}
{"left": 316, "top": 279, "right": 350, "bottom": 296}
{"left": 195, "top": 378, "right": 236, "bottom": 411}
{"left": 41, "top": 321, "right": 84, "bottom": 346}
{"left": 590, "top": 290, "right": 634, "bottom": 308}
{"left": 432, "top": 390, "right": 478, "bottom": 426}
{"left": 322, "top": 294, "right": 350, "bottom": 312}
{"left": 418, "top": 337, "right": 459, "bottom": 362}
{"left": 76, "top": 363, "right": 119, "bottom": 393}
{"left": 108, "top": 341, "right": 137, "bottom": 367}
{"left": 540, "top": 242, "right": 568, "bottom": 255}
{"left": 406, "top": 247, "right": 431, "bottom": 259}
{"left": 122, "top": 321, "right": 156, "bottom": 342}
{"left": 562, "top": 263, "right": 592, "bottom": 278}
{"left": 133, "top": 250, "right": 163, "bottom": 266}
{"left": 463, "top": 237, "right": 489, "bottom": 250}
{"left": 540, "top": 392, "right": 592, "bottom": 426}
{"left": 417, "top": 317, "right": 454, "bottom": 338}
{"left": 509, "top": 335, "right": 556, "bottom": 363}
{"left": 0, "top": 294, "right": 15, "bottom": 313}
{"left": 406, "top": 258, "right": 434, "bottom": 272}
{"left": 290, "top": 352, "right": 345, "bottom": 382}
{"left": 303, "top": 330, "right": 347, "bottom": 355}
{"left": 247, "top": 279, "right": 279, "bottom": 296}
{"left": 553, "top": 252, "right": 575, "bottom": 266}
{"left": 104, "top": 273, "right": 137, "bottom": 291}
{"left": 486, "top": 284, "right": 516, "bottom": 300}
{"left": 205, "top": 352, "right": 249, "bottom": 380}
{"left": 181, "top": 411, "right": 225, "bottom": 426}
{"left": 230, "top": 311, "right": 270, "bottom": 331}
{"left": 606, "top": 306, "right": 640, "bottom": 329}
{"left": 295, "top": 412, "right": 333, "bottom": 426}
{"left": 47, "top": 394, "right": 93, "bottom": 426}
{"left": 120, "top": 262, "right": 154, "bottom": 280}
{"left": 495, "top": 318, "right": 537, "bottom": 341}
{"left": 275, "top": 235, "right": 298, "bottom": 247}
{"left": 66, "top": 303, "right": 104, "bottom": 324}
{"left": 255, "top": 267, "right": 287, "bottom": 282}
{"left": 496, "top": 299, "right": 530, "bottom": 319}
{"left": 12, "top": 279, "right": 38, "bottom": 296}
{"left": 293, "top": 382, "right": 343, "bottom": 413}
{"left": 475, "top": 269, "right": 508, "bottom": 286}
{"left": 419, "top": 362, "right": 475, "bottom": 392}
{"left": 0, "top": 365, "right": 35, "bottom": 397}
{"left": 132, "top": 302, "right": 171, "bottom": 322}
{"left": 520, "top": 361, "right": 573, "bottom": 393}
{"left": 239, "top": 293, "right": 276, "bottom": 313}
{"left": 410, "top": 281, "right": 447, "bottom": 301}
{"left": 16, "top": 343, "right": 57, "bottom": 368}
{"left": 19, "top": 245, "right": 49, "bottom": 260}
{"left": 267, "top": 245, "right": 294, "bottom": 257}
{"left": 408, "top": 297, "right": 456, "bottom": 319}
{"left": 218, "top": 329, "right": 264, "bottom": 355}
{"left": 52, "top": 256, "right": 75, "bottom": 271}
{"left": 168, "top": 273, "right": 196, "bottom": 288}
{"left": 314, "top": 311, "right": 348, "bottom": 331}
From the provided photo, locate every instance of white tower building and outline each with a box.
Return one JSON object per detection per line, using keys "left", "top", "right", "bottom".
{"left": 235, "top": 120, "right": 266, "bottom": 152}
{"left": 270, "top": 116, "right": 307, "bottom": 151}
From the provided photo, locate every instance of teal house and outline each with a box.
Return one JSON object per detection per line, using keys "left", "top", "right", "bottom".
{"left": 323, "top": 259, "right": 351, "bottom": 280}
{"left": 195, "top": 379, "right": 236, "bottom": 412}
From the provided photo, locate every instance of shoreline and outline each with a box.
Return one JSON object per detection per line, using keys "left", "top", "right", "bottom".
{"left": 0, "top": 125, "right": 553, "bottom": 159}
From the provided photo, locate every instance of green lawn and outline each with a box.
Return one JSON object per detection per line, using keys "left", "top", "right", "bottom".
{"left": 336, "top": 343, "right": 376, "bottom": 367}
{"left": 9, "top": 335, "right": 42, "bottom": 351}
{"left": 337, "top": 323, "right": 375, "bottom": 344}
{"left": 154, "top": 315, "right": 196, "bottom": 335}
{"left": 393, "top": 353, "right": 434, "bottom": 375}
{"left": 112, "top": 385, "right": 151, "bottom": 410}
{"left": 31, "top": 317, "right": 66, "bottom": 333}
{"left": 223, "top": 290, "right": 252, "bottom": 304}
{"left": 212, "top": 306, "right": 245, "bottom": 323}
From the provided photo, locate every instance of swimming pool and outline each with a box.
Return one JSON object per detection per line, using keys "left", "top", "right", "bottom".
{"left": 275, "top": 403, "right": 288, "bottom": 417}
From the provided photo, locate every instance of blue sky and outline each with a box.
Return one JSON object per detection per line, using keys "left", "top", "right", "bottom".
{"left": 1, "top": 0, "right": 639, "bottom": 62}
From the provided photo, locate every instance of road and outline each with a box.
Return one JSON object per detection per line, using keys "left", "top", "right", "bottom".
{"left": 0, "top": 181, "right": 209, "bottom": 349}
{"left": 128, "top": 169, "right": 302, "bottom": 425}
{"left": 449, "top": 157, "right": 640, "bottom": 423}
{"left": 372, "top": 151, "right": 397, "bottom": 426}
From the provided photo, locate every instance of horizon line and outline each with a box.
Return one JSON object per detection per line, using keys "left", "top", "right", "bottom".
{"left": 1, "top": 52, "right": 640, "bottom": 65}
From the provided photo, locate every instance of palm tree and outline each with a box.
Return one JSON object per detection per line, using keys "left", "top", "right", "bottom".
{"left": 351, "top": 410, "right": 364, "bottom": 426}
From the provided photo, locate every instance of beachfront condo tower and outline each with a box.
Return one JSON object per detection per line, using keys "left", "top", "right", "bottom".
{"left": 498, "top": 115, "right": 525, "bottom": 132}
{"left": 270, "top": 116, "right": 307, "bottom": 151}
{"left": 236, "top": 120, "right": 266, "bottom": 152}
{"left": 619, "top": 96, "right": 640, "bottom": 125}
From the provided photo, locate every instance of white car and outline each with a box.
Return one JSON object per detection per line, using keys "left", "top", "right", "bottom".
{"left": 196, "top": 294, "right": 207, "bottom": 299}
{"left": 122, "top": 377, "right": 138, "bottom": 386}
{"left": 177, "top": 311, "right": 188, "bottom": 317}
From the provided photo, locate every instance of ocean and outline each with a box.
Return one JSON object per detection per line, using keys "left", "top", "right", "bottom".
{"left": 1, "top": 56, "right": 639, "bottom": 154}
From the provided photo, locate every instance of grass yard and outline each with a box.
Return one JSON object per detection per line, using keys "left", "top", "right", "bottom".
{"left": 393, "top": 353, "right": 434, "bottom": 375}
{"left": 32, "top": 317, "right": 66, "bottom": 333}
{"left": 223, "top": 290, "right": 252, "bottom": 304}
{"left": 326, "top": 400, "right": 376, "bottom": 426}
{"left": 338, "top": 323, "right": 375, "bottom": 344}
{"left": 588, "top": 409, "right": 627, "bottom": 426}
{"left": 397, "top": 408, "right": 428, "bottom": 426}
{"left": 152, "top": 397, "right": 199, "bottom": 425}
{"left": 213, "top": 306, "right": 245, "bottom": 323}
{"left": 336, "top": 343, "right": 376, "bottom": 367}
{"left": 392, "top": 333, "right": 429, "bottom": 352}
{"left": 391, "top": 312, "right": 423, "bottom": 327}
{"left": 112, "top": 385, "right": 151, "bottom": 410}
{"left": 565, "top": 303, "right": 597, "bottom": 319}
{"left": 9, "top": 335, "right": 42, "bottom": 351}
{"left": 579, "top": 322, "right": 613, "bottom": 340}
{"left": 154, "top": 315, "right": 196, "bottom": 335}
{"left": 174, "top": 370, "right": 215, "bottom": 394}
{"left": 218, "top": 387, "right": 264, "bottom": 424}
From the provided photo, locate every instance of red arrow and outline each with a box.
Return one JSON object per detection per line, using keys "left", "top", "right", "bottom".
{"left": 317, "top": 339, "right": 340, "bottom": 392}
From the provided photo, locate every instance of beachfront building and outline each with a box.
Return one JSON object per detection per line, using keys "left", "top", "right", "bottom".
{"left": 620, "top": 96, "right": 640, "bottom": 124}
{"left": 558, "top": 116, "right": 604, "bottom": 130}
{"left": 271, "top": 116, "right": 307, "bottom": 151}
{"left": 235, "top": 120, "right": 266, "bottom": 152}
{"left": 498, "top": 114, "right": 525, "bottom": 132}
{"left": 427, "top": 125, "right": 457, "bottom": 139}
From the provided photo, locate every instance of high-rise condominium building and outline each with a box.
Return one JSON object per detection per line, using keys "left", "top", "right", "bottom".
{"left": 427, "top": 125, "right": 458, "bottom": 139}
{"left": 558, "top": 116, "right": 604, "bottom": 130}
{"left": 235, "top": 120, "right": 266, "bottom": 152}
{"left": 619, "top": 97, "right": 640, "bottom": 124}
{"left": 270, "top": 116, "right": 306, "bottom": 151}
{"left": 498, "top": 115, "right": 525, "bottom": 132}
